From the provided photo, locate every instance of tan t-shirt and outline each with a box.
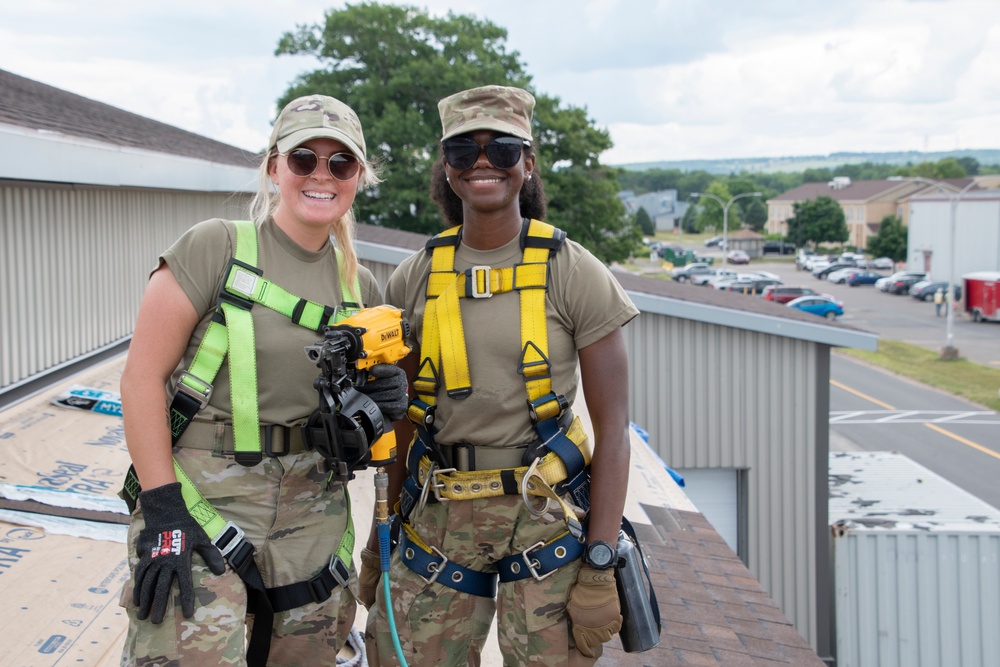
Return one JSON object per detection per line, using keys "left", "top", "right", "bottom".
{"left": 386, "top": 227, "right": 638, "bottom": 447}
{"left": 160, "top": 217, "right": 383, "bottom": 428}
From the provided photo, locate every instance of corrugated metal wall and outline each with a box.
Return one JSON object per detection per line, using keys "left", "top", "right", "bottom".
{"left": 624, "top": 310, "right": 824, "bottom": 648}
{"left": 1, "top": 181, "right": 250, "bottom": 389}
{"left": 834, "top": 529, "right": 1000, "bottom": 667}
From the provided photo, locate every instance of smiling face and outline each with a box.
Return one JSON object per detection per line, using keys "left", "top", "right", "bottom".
{"left": 269, "top": 137, "right": 360, "bottom": 245}
{"left": 444, "top": 130, "right": 534, "bottom": 222}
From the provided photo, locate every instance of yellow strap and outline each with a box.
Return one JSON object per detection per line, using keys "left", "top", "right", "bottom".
{"left": 418, "top": 220, "right": 558, "bottom": 407}
{"left": 415, "top": 416, "right": 590, "bottom": 501}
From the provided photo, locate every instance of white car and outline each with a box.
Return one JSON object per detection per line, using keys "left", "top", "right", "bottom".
{"left": 691, "top": 268, "right": 736, "bottom": 286}
{"left": 827, "top": 268, "right": 857, "bottom": 284}
{"left": 753, "top": 270, "right": 781, "bottom": 281}
{"left": 872, "top": 257, "right": 894, "bottom": 270}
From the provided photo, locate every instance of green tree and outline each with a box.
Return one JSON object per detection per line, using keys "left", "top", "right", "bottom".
{"left": 787, "top": 196, "right": 848, "bottom": 246}
{"left": 956, "top": 156, "right": 980, "bottom": 176}
{"left": 743, "top": 197, "right": 768, "bottom": 232}
{"left": 694, "top": 181, "right": 734, "bottom": 232}
{"left": 866, "top": 215, "right": 907, "bottom": 261}
{"left": 274, "top": 3, "right": 639, "bottom": 262}
{"left": 681, "top": 201, "right": 698, "bottom": 234}
{"left": 635, "top": 206, "right": 654, "bottom": 236}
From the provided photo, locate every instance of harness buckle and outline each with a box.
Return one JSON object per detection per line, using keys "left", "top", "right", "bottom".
{"left": 430, "top": 467, "right": 458, "bottom": 503}
{"left": 212, "top": 521, "right": 246, "bottom": 559}
{"left": 521, "top": 540, "right": 555, "bottom": 581}
{"left": 327, "top": 554, "right": 351, "bottom": 589}
{"left": 421, "top": 545, "right": 450, "bottom": 585}
{"left": 176, "top": 371, "right": 213, "bottom": 410}
{"left": 469, "top": 266, "right": 493, "bottom": 298}
{"left": 521, "top": 457, "right": 551, "bottom": 518}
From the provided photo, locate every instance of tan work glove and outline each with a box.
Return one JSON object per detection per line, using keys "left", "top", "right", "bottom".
{"left": 566, "top": 566, "right": 623, "bottom": 657}
{"left": 358, "top": 547, "right": 381, "bottom": 609}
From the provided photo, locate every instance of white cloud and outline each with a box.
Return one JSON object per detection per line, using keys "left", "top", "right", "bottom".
{"left": 2, "top": 0, "right": 998, "bottom": 165}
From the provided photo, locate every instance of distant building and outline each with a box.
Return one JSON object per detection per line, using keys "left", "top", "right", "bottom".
{"left": 906, "top": 189, "right": 1000, "bottom": 279}
{"left": 619, "top": 189, "right": 690, "bottom": 232}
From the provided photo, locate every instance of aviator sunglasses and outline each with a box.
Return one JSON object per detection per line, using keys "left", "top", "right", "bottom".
{"left": 281, "top": 148, "right": 361, "bottom": 181}
{"left": 441, "top": 136, "right": 530, "bottom": 171}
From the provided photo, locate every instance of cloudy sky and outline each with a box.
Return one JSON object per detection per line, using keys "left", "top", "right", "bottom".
{"left": 2, "top": 0, "right": 997, "bottom": 165}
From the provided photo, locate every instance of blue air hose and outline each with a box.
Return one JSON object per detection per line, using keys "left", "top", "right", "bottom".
{"left": 378, "top": 521, "right": 408, "bottom": 667}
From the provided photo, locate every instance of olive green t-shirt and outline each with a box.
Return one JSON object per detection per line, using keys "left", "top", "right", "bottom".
{"left": 160, "top": 217, "right": 383, "bottom": 428}
{"left": 385, "top": 228, "right": 638, "bottom": 447}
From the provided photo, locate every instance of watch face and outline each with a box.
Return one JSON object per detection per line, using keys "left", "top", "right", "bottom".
{"left": 587, "top": 542, "right": 615, "bottom": 569}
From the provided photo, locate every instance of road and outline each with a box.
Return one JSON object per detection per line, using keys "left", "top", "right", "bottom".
{"left": 830, "top": 354, "right": 1000, "bottom": 510}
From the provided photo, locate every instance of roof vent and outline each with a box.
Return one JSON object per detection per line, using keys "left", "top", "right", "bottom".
{"left": 828, "top": 176, "right": 852, "bottom": 190}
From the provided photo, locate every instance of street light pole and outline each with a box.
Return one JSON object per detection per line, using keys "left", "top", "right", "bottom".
{"left": 691, "top": 191, "right": 762, "bottom": 268}
{"left": 906, "top": 177, "right": 978, "bottom": 359}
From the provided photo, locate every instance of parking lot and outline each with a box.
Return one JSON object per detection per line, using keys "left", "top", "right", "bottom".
{"left": 713, "top": 254, "right": 1000, "bottom": 368}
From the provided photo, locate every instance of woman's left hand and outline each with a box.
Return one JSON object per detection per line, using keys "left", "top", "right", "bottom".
{"left": 566, "top": 565, "right": 622, "bottom": 657}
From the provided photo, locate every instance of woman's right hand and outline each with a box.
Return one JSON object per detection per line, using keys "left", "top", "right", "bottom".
{"left": 358, "top": 547, "right": 381, "bottom": 608}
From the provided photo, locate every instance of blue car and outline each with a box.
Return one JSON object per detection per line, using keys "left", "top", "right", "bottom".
{"left": 846, "top": 270, "right": 883, "bottom": 287}
{"left": 787, "top": 295, "right": 844, "bottom": 320}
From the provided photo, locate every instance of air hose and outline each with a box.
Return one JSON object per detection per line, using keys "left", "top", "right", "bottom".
{"left": 375, "top": 468, "right": 409, "bottom": 667}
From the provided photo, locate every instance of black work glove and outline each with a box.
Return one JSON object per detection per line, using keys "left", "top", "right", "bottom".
{"left": 132, "top": 482, "right": 227, "bottom": 624}
{"left": 360, "top": 363, "right": 408, "bottom": 421}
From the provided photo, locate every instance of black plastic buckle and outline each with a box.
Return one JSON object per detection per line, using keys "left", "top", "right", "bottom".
{"left": 263, "top": 425, "right": 292, "bottom": 456}
{"left": 218, "top": 258, "right": 263, "bottom": 311}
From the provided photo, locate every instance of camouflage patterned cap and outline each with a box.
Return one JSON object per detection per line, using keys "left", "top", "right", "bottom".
{"left": 438, "top": 85, "right": 534, "bottom": 142}
{"left": 268, "top": 95, "right": 366, "bottom": 161}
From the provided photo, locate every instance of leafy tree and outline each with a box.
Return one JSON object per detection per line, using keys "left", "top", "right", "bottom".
{"left": 681, "top": 202, "right": 698, "bottom": 234}
{"left": 274, "top": 3, "right": 639, "bottom": 262}
{"left": 635, "top": 206, "right": 654, "bottom": 236}
{"left": 866, "top": 215, "right": 907, "bottom": 261}
{"left": 694, "top": 181, "right": 734, "bottom": 232}
{"left": 956, "top": 156, "right": 980, "bottom": 176}
{"left": 787, "top": 196, "right": 848, "bottom": 246}
{"left": 743, "top": 197, "right": 768, "bottom": 232}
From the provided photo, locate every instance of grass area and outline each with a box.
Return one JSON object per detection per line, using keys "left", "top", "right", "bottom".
{"left": 838, "top": 340, "right": 1000, "bottom": 412}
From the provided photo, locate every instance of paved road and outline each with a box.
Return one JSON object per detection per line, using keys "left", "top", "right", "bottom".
{"left": 830, "top": 354, "right": 1000, "bottom": 509}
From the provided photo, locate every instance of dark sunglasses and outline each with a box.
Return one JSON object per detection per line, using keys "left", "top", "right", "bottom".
{"left": 441, "top": 136, "right": 530, "bottom": 170}
{"left": 281, "top": 148, "right": 360, "bottom": 181}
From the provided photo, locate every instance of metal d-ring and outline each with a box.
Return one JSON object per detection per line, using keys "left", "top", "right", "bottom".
{"left": 521, "top": 457, "right": 551, "bottom": 518}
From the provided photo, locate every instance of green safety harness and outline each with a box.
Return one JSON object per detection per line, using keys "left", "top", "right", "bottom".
{"left": 398, "top": 219, "right": 592, "bottom": 597}
{"left": 121, "top": 219, "right": 362, "bottom": 666}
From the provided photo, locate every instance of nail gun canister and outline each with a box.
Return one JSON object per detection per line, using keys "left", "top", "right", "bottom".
{"left": 616, "top": 531, "right": 661, "bottom": 652}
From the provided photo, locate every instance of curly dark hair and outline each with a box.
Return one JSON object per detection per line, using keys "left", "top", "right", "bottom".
{"left": 429, "top": 143, "right": 547, "bottom": 228}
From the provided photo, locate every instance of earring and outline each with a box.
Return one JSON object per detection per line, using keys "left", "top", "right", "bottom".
{"left": 446, "top": 176, "right": 451, "bottom": 183}
{"left": 527, "top": 174, "right": 533, "bottom": 181}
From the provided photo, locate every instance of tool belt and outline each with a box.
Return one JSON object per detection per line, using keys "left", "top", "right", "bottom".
{"left": 178, "top": 421, "right": 319, "bottom": 457}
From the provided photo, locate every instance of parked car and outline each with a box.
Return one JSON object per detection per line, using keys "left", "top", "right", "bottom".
{"left": 704, "top": 235, "right": 724, "bottom": 247}
{"left": 761, "top": 285, "right": 825, "bottom": 304}
{"left": 762, "top": 241, "right": 796, "bottom": 255}
{"left": 727, "top": 249, "right": 750, "bottom": 265}
{"left": 876, "top": 271, "right": 927, "bottom": 293}
{"left": 803, "top": 256, "right": 830, "bottom": 272}
{"left": 826, "top": 268, "right": 858, "bottom": 284}
{"left": 812, "top": 262, "right": 855, "bottom": 280}
{"left": 753, "top": 270, "right": 781, "bottom": 281}
{"left": 669, "top": 262, "right": 712, "bottom": 282}
{"left": 787, "top": 295, "right": 844, "bottom": 319}
{"left": 871, "top": 257, "right": 894, "bottom": 270}
{"left": 846, "top": 270, "right": 884, "bottom": 287}
{"left": 795, "top": 249, "right": 816, "bottom": 270}
{"left": 910, "top": 281, "right": 962, "bottom": 302}
{"left": 885, "top": 273, "right": 928, "bottom": 295}
{"left": 727, "top": 277, "right": 783, "bottom": 295}
{"left": 691, "top": 268, "right": 737, "bottom": 286}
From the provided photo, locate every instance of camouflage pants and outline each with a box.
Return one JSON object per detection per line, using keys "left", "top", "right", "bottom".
{"left": 365, "top": 493, "right": 598, "bottom": 667}
{"left": 119, "top": 446, "right": 358, "bottom": 666}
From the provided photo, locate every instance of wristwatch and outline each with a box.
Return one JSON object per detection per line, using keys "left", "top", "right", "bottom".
{"left": 583, "top": 540, "right": 618, "bottom": 569}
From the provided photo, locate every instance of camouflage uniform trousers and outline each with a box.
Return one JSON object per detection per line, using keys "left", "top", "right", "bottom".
{"left": 365, "top": 493, "right": 599, "bottom": 667}
{"left": 119, "top": 446, "right": 358, "bottom": 666}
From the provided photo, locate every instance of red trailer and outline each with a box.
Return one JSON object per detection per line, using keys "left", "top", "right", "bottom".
{"left": 963, "top": 271, "right": 1000, "bottom": 322}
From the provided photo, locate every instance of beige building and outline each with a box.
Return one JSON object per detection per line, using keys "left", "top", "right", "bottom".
{"left": 766, "top": 176, "right": 997, "bottom": 250}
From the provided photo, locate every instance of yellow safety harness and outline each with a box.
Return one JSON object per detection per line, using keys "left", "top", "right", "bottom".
{"left": 121, "top": 220, "right": 362, "bottom": 666}
{"left": 399, "top": 219, "right": 592, "bottom": 596}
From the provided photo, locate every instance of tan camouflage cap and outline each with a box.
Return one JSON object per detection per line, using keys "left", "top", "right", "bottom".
{"left": 438, "top": 85, "right": 534, "bottom": 142}
{"left": 268, "top": 95, "right": 366, "bottom": 161}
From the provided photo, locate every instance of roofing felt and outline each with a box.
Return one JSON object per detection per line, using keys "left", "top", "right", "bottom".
{"left": 0, "top": 68, "right": 260, "bottom": 168}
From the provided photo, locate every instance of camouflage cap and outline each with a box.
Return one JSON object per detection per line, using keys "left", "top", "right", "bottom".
{"left": 268, "top": 95, "right": 366, "bottom": 161}
{"left": 438, "top": 85, "right": 534, "bottom": 142}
